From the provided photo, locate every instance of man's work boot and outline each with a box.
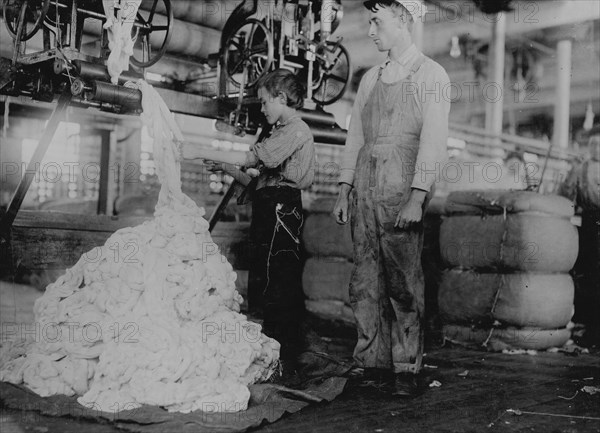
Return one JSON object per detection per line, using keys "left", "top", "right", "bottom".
{"left": 356, "top": 368, "right": 393, "bottom": 388}
{"left": 392, "top": 373, "right": 419, "bottom": 397}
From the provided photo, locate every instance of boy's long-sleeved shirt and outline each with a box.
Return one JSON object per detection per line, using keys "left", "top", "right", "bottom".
{"left": 245, "top": 115, "right": 316, "bottom": 190}
{"left": 339, "top": 44, "right": 450, "bottom": 192}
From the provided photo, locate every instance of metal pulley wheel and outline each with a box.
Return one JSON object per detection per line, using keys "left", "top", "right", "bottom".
{"left": 2, "top": 0, "right": 50, "bottom": 41}
{"left": 70, "top": 78, "right": 86, "bottom": 96}
{"left": 223, "top": 18, "right": 274, "bottom": 89}
{"left": 129, "top": 0, "right": 173, "bottom": 68}
{"left": 311, "top": 41, "right": 352, "bottom": 105}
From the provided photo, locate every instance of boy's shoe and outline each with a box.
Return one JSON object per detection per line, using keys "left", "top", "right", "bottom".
{"left": 392, "top": 373, "right": 419, "bottom": 397}
{"left": 269, "top": 359, "right": 300, "bottom": 386}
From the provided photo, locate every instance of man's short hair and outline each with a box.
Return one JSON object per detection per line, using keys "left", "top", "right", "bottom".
{"left": 257, "top": 68, "right": 305, "bottom": 109}
{"left": 363, "top": 0, "right": 414, "bottom": 31}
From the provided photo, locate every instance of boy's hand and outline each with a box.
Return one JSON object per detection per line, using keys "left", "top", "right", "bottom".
{"left": 203, "top": 160, "right": 223, "bottom": 172}
{"left": 246, "top": 168, "right": 260, "bottom": 178}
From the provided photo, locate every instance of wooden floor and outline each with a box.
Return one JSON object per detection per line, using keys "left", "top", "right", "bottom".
{"left": 254, "top": 346, "right": 600, "bottom": 432}
{"left": 1, "top": 282, "right": 599, "bottom": 433}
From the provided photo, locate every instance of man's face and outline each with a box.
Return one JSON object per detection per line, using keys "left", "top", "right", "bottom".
{"left": 258, "top": 87, "right": 285, "bottom": 125}
{"left": 368, "top": 6, "right": 404, "bottom": 52}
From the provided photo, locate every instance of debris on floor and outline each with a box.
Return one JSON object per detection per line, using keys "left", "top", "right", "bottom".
{"left": 581, "top": 385, "right": 599, "bottom": 395}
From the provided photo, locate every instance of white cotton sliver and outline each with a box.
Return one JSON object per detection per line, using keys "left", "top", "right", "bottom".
{"left": 103, "top": 0, "right": 142, "bottom": 83}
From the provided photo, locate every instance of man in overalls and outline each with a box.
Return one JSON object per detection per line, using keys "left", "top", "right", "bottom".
{"left": 333, "top": 0, "right": 450, "bottom": 396}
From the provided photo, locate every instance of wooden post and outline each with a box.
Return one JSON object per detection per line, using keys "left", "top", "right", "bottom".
{"left": 0, "top": 90, "right": 71, "bottom": 243}
{"left": 97, "top": 130, "right": 111, "bottom": 215}
{"left": 485, "top": 12, "right": 506, "bottom": 138}
{"left": 552, "top": 39, "right": 572, "bottom": 149}
{"left": 122, "top": 129, "right": 142, "bottom": 197}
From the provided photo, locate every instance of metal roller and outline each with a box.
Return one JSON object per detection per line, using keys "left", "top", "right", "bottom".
{"left": 90, "top": 81, "right": 142, "bottom": 109}
{"left": 300, "top": 108, "right": 339, "bottom": 128}
{"left": 74, "top": 61, "right": 143, "bottom": 86}
{"left": 140, "top": 0, "right": 239, "bottom": 30}
{"left": 309, "top": 124, "right": 347, "bottom": 146}
{"left": 81, "top": 11, "right": 220, "bottom": 60}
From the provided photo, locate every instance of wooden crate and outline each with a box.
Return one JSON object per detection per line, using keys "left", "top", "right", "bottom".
{"left": 9, "top": 211, "right": 250, "bottom": 289}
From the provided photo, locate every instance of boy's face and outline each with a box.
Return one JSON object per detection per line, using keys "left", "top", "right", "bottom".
{"left": 258, "top": 87, "right": 286, "bottom": 125}
{"left": 368, "top": 6, "right": 404, "bottom": 52}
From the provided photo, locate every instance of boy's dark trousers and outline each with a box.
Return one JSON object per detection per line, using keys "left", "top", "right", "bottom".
{"left": 247, "top": 186, "right": 305, "bottom": 360}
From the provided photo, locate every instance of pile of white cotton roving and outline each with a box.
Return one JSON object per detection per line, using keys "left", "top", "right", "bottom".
{"left": 0, "top": 82, "right": 280, "bottom": 414}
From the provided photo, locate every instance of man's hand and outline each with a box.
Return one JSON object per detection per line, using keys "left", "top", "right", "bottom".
{"left": 333, "top": 183, "right": 353, "bottom": 224}
{"left": 394, "top": 189, "right": 427, "bottom": 230}
{"left": 395, "top": 201, "right": 423, "bottom": 229}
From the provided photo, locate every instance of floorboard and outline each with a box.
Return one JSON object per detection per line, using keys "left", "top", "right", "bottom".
{"left": 1, "top": 282, "right": 598, "bottom": 433}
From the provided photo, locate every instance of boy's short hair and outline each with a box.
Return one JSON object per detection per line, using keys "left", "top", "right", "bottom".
{"left": 363, "top": 0, "right": 414, "bottom": 31}
{"left": 257, "top": 69, "right": 305, "bottom": 109}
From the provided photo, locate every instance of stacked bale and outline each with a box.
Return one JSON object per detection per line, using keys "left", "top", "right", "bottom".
{"left": 302, "top": 197, "right": 355, "bottom": 324}
{"left": 439, "top": 190, "right": 578, "bottom": 351}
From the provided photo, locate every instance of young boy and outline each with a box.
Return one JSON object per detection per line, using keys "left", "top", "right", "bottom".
{"left": 186, "top": 69, "right": 316, "bottom": 363}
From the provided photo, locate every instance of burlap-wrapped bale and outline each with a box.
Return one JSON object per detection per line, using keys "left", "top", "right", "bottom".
{"left": 305, "top": 299, "right": 355, "bottom": 325}
{"left": 303, "top": 213, "right": 353, "bottom": 259}
{"left": 440, "top": 213, "right": 578, "bottom": 272}
{"left": 442, "top": 324, "right": 571, "bottom": 351}
{"left": 444, "top": 190, "right": 575, "bottom": 217}
{"left": 302, "top": 257, "right": 352, "bottom": 304}
{"left": 438, "top": 270, "right": 574, "bottom": 329}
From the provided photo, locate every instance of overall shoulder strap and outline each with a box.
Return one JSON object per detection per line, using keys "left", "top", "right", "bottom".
{"left": 408, "top": 54, "right": 427, "bottom": 78}
{"left": 377, "top": 60, "right": 389, "bottom": 80}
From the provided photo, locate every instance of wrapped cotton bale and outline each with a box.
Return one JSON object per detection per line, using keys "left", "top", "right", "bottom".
{"left": 303, "top": 212, "right": 353, "bottom": 259}
{"left": 438, "top": 270, "right": 574, "bottom": 329}
{"left": 440, "top": 213, "right": 578, "bottom": 272}
{"left": 305, "top": 300, "right": 355, "bottom": 325}
{"left": 302, "top": 198, "right": 354, "bottom": 322}
{"left": 302, "top": 257, "right": 352, "bottom": 304}
{"left": 442, "top": 324, "right": 571, "bottom": 351}
{"left": 441, "top": 191, "right": 578, "bottom": 275}
{"left": 444, "top": 190, "right": 575, "bottom": 217}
